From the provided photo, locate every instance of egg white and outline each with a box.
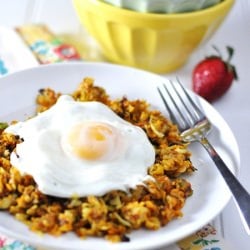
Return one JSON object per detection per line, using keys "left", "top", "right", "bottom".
{"left": 5, "top": 95, "right": 155, "bottom": 197}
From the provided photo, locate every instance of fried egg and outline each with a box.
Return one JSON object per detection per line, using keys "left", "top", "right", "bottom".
{"left": 5, "top": 95, "right": 155, "bottom": 197}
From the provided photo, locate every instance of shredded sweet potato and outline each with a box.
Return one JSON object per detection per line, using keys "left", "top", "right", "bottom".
{"left": 0, "top": 77, "right": 194, "bottom": 242}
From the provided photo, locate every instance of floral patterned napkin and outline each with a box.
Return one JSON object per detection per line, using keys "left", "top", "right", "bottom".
{"left": 0, "top": 25, "right": 234, "bottom": 250}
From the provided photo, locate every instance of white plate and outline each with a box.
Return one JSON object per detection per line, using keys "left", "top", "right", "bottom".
{"left": 0, "top": 62, "right": 240, "bottom": 250}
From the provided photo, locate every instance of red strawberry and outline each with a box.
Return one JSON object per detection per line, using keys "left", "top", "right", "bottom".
{"left": 192, "top": 46, "right": 238, "bottom": 102}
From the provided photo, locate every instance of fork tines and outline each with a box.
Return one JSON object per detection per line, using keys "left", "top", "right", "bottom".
{"left": 157, "top": 79, "right": 206, "bottom": 132}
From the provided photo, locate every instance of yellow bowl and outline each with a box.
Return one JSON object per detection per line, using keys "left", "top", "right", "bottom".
{"left": 73, "top": 0, "right": 234, "bottom": 73}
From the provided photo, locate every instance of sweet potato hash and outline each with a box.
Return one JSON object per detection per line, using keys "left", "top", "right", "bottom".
{"left": 0, "top": 77, "right": 195, "bottom": 242}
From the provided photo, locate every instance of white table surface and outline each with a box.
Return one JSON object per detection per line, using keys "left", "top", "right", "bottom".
{"left": 0, "top": 0, "right": 249, "bottom": 249}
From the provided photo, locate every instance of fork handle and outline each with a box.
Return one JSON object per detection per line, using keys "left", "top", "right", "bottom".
{"left": 200, "top": 137, "right": 250, "bottom": 235}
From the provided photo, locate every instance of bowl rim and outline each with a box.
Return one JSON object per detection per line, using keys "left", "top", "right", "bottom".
{"left": 81, "top": 0, "right": 235, "bottom": 19}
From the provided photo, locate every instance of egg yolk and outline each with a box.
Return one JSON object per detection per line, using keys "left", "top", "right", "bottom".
{"left": 67, "top": 122, "right": 118, "bottom": 160}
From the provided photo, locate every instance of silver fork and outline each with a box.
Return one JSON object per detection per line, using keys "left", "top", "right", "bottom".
{"left": 157, "top": 79, "right": 250, "bottom": 235}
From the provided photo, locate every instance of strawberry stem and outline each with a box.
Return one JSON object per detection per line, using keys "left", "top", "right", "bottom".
{"left": 211, "top": 45, "right": 238, "bottom": 81}
{"left": 226, "top": 46, "right": 234, "bottom": 63}
{"left": 225, "top": 46, "right": 238, "bottom": 80}
{"left": 212, "top": 45, "right": 222, "bottom": 57}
